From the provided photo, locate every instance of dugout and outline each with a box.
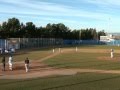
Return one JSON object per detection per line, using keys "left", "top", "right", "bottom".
{"left": 7, "top": 38, "right": 20, "bottom": 49}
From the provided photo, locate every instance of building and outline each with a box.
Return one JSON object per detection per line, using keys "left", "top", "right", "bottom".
{"left": 100, "top": 34, "right": 115, "bottom": 42}
{"left": 0, "top": 38, "right": 20, "bottom": 50}
{"left": 100, "top": 33, "right": 120, "bottom": 46}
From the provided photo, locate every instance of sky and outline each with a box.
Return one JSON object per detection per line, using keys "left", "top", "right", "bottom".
{"left": 0, "top": 0, "right": 120, "bottom": 32}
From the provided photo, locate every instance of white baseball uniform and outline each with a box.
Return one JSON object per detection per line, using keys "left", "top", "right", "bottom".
{"left": 8, "top": 56, "right": 13, "bottom": 70}
{"left": 111, "top": 49, "right": 114, "bottom": 58}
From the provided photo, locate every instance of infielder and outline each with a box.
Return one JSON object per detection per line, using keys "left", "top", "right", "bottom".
{"left": 59, "top": 48, "right": 61, "bottom": 53}
{"left": 8, "top": 56, "right": 13, "bottom": 71}
{"left": 111, "top": 49, "right": 114, "bottom": 58}
{"left": 76, "top": 47, "right": 78, "bottom": 52}
{"left": 53, "top": 48, "right": 55, "bottom": 53}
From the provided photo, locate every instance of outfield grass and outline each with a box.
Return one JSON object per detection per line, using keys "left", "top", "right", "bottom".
{"left": 0, "top": 73, "right": 120, "bottom": 90}
{"left": 44, "top": 50, "right": 120, "bottom": 70}
{"left": 0, "top": 49, "right": 52, "bottom": 62}
{"left": 65, "top": 45, "right": 120, "bottom": 50}
{"left": 13, "top": 50, "right": 51, "bottom": 62}
{"left": 1, "top": 45, "right": 119, "bottom": 62}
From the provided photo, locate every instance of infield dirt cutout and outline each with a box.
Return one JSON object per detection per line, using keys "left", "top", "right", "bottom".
{"left": 1, "top": 48, "right": 120, "bottom": 79}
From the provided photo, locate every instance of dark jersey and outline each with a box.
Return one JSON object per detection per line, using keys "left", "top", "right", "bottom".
{"left": 2, "top": 57, "right": 5, "bottom": 64}
{"left": 25, "top": 59, "right": 29, "bottom": 64}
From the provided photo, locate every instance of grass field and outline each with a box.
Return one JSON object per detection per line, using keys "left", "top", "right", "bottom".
{"left": 1, "top": 45, "right": 120, "bottom": 90}
{"left": 0, "top": 48, "right": 52, "bottom": 62}
{"left": 65, "top": 45, "right": 120, "bottom": 49}
{"left": 44, "top": 45, "right": 120, "bottom": 70}
{"left": 44, "top": 52, "right": 120, "bottom": 70}
{"left": 1, "top": 73, "right": 120, "bottom": 90}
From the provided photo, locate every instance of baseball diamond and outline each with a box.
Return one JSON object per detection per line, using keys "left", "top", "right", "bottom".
{"left": 1, "top": 45, "right": 120, "bottom": 90}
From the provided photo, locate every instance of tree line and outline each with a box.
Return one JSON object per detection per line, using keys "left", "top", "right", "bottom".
{"left": 0, "top": 18, "right": 106, "bottom": 39}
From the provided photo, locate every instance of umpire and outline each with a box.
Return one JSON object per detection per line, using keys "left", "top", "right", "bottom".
{"left": 2, "top": 56, "right": 6, "bottom": 71}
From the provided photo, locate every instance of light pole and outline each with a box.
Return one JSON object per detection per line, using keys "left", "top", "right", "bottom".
{"left": 109, "top": 18, "right": 111, "bottom": 33}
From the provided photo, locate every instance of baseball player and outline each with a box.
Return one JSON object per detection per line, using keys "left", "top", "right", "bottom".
{"left": 25, "top": 58, "right": 29, "bottom": 72}
{"left": 76, "top": 47, "right": 78, "bottom": 52}
{"left": 2, "top": 56, "right": 6, "bottom": 71}
{"left": 111, "top": 49, "right": 114, "bottom": 58}
{"left": 8, "top": 56, "right": 13, "bottom": 71}
{"left": 53, "top": 48, "right": 55, "bottom": 53}
{"left": 59, "top": 48, "right": 61, "bottom": 53}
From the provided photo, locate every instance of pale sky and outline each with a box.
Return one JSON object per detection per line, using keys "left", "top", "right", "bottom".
{"left": 0, "top": 0, "right": 120, "bottom": 32}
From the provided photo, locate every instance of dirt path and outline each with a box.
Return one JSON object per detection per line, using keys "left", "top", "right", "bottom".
{"left": 0, "top": 51, "right": 62, "bottom": 79}
{"left": 1, "top": 68, "right": 120, "bottom": 79}
{"left": 39, "top": 52, "right": 60, "bottom": 62}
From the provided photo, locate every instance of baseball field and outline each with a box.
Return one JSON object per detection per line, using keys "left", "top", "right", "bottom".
{"left": 1, "top": 45, "right": 120, "bottom": 90}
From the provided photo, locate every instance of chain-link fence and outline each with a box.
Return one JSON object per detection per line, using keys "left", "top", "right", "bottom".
{"left": 1, "top": 38, "right": 120, "bottom": 50}
{"left": 106, "top": 40, "right": 120, "bottom": 46}
{"left": 19, "top": 38, "right": 63, "bottom": 49}
{"left": 0, "top": 39, "right": 6, "bottom": 48}
{"left": 0, "top": 38, "right": 63, "bottom": 49}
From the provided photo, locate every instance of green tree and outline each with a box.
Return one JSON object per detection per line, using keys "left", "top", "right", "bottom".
{"left": 7, "top": 18, "right": 20, "bottom": 37}
{"left": 1, "top": 22, "right": 9, "bottom": 38}
{"left": 0, "top": 17, "right": 106, "bottom": 39}
{"left": 98, "top": 30, "right": 106, "bottom": 40}
{"left": 25, "top": 22, "right": 36, "bottom": 37}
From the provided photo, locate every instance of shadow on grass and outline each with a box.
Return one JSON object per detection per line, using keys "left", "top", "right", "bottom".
{"left": 47, "top": 60, "right": 120, "bottom": 69}
{"left": 41, "top": 75, "right": 120, "bottom": 90}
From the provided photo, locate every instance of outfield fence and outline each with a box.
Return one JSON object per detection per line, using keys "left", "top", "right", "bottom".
{"left": 106, "top": 40, "right": 120, "bottom": 46}
{"left": 1, "top": 39, "right": 120, "bottom": 49}
{"left": 20, "top": 38, "right": 63, "bottom": 49}
{"left": 63, "top": 40, "right": 104, "bottom": 45}
{"left": 63, "top": 40, "right": 120, "bottom": 46}
{"left": 0, "top": 39, "right": 6, "bottom": 49}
